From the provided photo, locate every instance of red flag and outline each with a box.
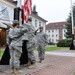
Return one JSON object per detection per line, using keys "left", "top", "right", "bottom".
{"left": 23, "top": 0, "right": 32, "bottom": 23}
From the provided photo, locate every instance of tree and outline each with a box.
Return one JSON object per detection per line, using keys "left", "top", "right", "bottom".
{"left": 66, "top": 3, "right": 75, "bottom": 38}
{"left": 66, "top": 14, "right": 72, "bottom": 38}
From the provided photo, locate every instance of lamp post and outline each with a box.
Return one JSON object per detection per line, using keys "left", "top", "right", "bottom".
{"left": 0, "top": 29, "right": 1, "bottom": 51}
{"left": 0, "top": 29, "right": 2, "bottom": 60}
{"left": 0, "top": 29, "right": 1, "bottom": 72}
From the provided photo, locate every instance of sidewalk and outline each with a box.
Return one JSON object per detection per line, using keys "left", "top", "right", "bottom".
{"left": 0, "top": 49, "right": 75, "bottom": 75}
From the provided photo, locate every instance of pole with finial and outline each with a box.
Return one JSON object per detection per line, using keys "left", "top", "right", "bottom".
{"left": 13, "top": 0, "right": 22, "bottom": 25}
{"left": 70, "top": 0, "right": 74, "bottom": 50}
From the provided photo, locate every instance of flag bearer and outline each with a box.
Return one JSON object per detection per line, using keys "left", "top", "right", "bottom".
{"left": 8, "top": 20, "right": 28, "bottom": 74}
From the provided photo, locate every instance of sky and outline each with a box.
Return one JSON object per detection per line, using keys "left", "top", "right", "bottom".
{"left": 32, "top": 0, "right": 75, "bottom": 23}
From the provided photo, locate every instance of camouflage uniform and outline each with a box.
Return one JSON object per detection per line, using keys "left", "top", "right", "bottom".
{"left": 73, "top": 39, "right": 75, "bottom": 49}
{"left": 23, "top": 17, "right": 36, "bottom": 68}
{"left": 7, "top": 21, "right": 28, "bottom": 71}
{"left": 26, "top": 24, "right": 36, "bottom": 64}
{"left": 36, "top": 27, "right": 48, "bottom": 62}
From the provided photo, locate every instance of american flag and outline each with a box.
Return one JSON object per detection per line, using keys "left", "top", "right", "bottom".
{"left": 23, "top": 0, "right": 32, "bottom": 23}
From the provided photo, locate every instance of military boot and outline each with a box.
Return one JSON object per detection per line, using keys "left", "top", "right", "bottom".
{"left": 38, "top": 59, "right": 44, "bottom": 63}
{"left": 28, "top": 63, "right": 36, "bottom": 69}
{"left": 14, "top": 69, "right": 23, "bottom": 75}
{"left": 10, "top": 68, "right": 14, "bottom": 73}
{"left": 24, "top": 61, "right": 31, "bottom": 67}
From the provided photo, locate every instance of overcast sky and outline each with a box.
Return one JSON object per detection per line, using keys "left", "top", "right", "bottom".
{"left": 32, "top": 0, "right": 75, "bottom": 23}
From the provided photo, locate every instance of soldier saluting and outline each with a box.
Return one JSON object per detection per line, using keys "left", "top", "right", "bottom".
{"left": 35, "top": 26, "right": 48, "bottom": 63}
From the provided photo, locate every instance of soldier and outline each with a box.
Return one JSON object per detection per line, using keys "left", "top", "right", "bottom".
{"left": 7, "top": 20, "right": 28, "bottom": 74}
{"left": 73, "top": 36, "right": 75, "bottom": 49}
{"left": 35, "top": 26, "right": 48, "bottom": 63}
{"left": 24, "top": 17, "right": 36, "bottom": 69}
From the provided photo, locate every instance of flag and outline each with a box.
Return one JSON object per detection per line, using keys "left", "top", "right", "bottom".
{"left": 23, "top": 0, "right": 32, "bottom": 23}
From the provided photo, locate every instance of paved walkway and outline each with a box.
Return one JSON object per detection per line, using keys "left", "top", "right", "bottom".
{"left": 0, "top": 49, "right": 75, "bottom": 75}
{"left": 46, "top": 52, "right": 75, "bottom": 57}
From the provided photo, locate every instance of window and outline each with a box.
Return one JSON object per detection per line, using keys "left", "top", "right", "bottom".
{"left": 35, "top": 20, "right": 37, "bottom": 27}
{"left": 1, "top": 6, "right": 10, "bottom": 21}
{"left": 52, "top": 39, "right": 54, "bottom": 42}
{"left": 52, "top": 30, "right": 54, "bottom": 32}
{"left": 48, "top": 30, "right": 50, "bottom": 33}
{"left": 49, "top": 39, "right": 51, "bottom": 42}
{"left": 56, "top": 34, "right": 57, "bottom": 37}
{"left": 52, "top": 34, "right": 54, "bottom": 37}
{"left": 39, "top": 21, "right": 41, "bottom": 27}
{"left": 64, "top": 30, "right": 66, "bottom": 32}
{"left": 48, "top": 35, "right": 50, "bottom": 37}
{"left": 1, "top": 6, "right": 8, "bottom": 16}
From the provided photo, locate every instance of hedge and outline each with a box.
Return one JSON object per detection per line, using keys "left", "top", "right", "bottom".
{"left": 57, "top": 39, "right": 72, "bottom": 47}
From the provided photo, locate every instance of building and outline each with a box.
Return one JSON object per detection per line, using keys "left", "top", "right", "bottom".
{"left": 0, "top": 0, "right": 47, "bottom": 46}
{"left": 0, "top": 0, "right": 15, "bottom": 23}
{"left": 46, "top": 21, "right": 68, "bottom": 44}
{"left": 31, "top": 13, "right": 47, "bottom": 32}
{"left": 0, "top": 0, "right": 15, "bottom": 46}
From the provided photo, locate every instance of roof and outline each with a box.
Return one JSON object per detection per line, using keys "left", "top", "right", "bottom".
{"left": 31, "top": 13, "right": 47, "bottom": 22}
{"left": 0, "top": 22, "right": 7, "bottom": 28}
{"left": 5, "top": 0, "right": 13, "bottom": 3}
{"left": 46, "top": 21, "right": 68, "bottom": 30}
{"left": 2, "top": 0, "right": 16, "bottom": 5}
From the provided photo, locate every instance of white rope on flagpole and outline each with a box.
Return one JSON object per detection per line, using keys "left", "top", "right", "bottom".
{"left": 71, "top": 0, "right": 74, "bottom": 34}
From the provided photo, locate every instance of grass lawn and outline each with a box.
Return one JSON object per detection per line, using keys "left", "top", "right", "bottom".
{"left": 45, "top": 47, "right": 69, "bottom": 51}
{"left": 35, "top": 45, "right": 69, "bottom": 51}
{"left": 0, "top": 50, "right": 4, "bottom": 57}
{"left": 0, "top": 45, "right": 69, "bottom": 57}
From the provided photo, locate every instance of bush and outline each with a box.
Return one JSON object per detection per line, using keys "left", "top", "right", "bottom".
{"left": 57, "top": 39, "right": 72, "bottom": 47}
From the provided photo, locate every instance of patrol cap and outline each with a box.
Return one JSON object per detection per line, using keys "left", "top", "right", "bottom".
{"left": 12, "top": 20, "right": 19, "bottom": 26}
{"left": 28, "top": 17, "right": 32, "bottom": 21}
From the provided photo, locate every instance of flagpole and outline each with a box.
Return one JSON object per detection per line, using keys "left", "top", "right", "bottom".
{"left": 16, "top": 0, "right": 29, "bottom": 64}
{"left": 71, "top": 0, "right": 74, "bottom": 35}
{"left": 13, "top": 0, "right": 22, "bottom": 25}
{"left": 70, "top": 0, "right": 74, "bottom": 49}
{"left": 17, "top": 0, "right": 22, "bottom": 25}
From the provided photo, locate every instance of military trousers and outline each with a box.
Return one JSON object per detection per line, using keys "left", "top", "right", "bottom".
{"left": 38, "top": 44, "right": 45, "bottom": 60}
{"left": 9, "top": 48, "right": 21, "bottom": 69}
{"left": 27, "top": 46, "right": 36, "bottom": 63}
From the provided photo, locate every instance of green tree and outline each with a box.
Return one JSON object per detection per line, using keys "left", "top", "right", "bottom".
{"left": 66, "top": 3, "right": 75, "bottom": 38}
{"left": 66, "top": 14, "right": 72, "bottom": 38}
